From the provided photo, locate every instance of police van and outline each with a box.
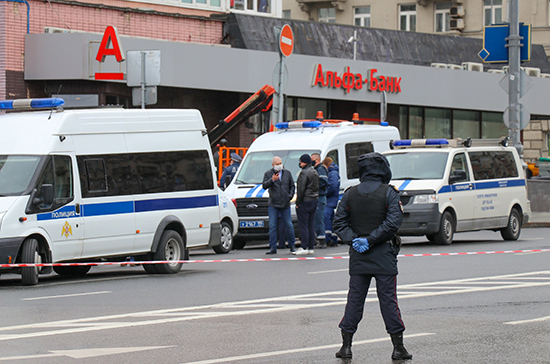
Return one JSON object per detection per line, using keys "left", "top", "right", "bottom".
{"left": 383, "top": 138, "right": 530, "bottom": 245}
{"left": 223, "top": 114, "right": 400, "bottom": 248}
{"left": 0, "top": 98, "right": 238, "bottom": 285}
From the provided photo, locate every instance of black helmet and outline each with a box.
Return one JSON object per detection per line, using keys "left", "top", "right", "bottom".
{"left": 220, "top": 139, "right": 227, "bottom": 146}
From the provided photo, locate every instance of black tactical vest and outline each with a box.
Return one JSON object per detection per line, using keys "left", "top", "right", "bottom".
{"left": 347, "top": 184, "right": 388, "bottom": 237}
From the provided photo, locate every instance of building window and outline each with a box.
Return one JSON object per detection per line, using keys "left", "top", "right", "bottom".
{"left": 399, "top": 4, "right": 416, "bottom": 32}
{"left": 354, "top": 6, "right": 371, "bottom": 27}
{"left": 481, "top": 112, "right": 507, "bottom": 138}
{"left": 319, "top": 7, "right": 336, "bottom": 23}
{"left": 230, "top": 0, "right": 269, "bottom": 13}
{"left": 484, "top": 0, "right": 503, "bottom": 26}
{"left": 409, "top": 106, "right": 423, "bottom": 138}
{"left": 425, "top": 108, "right": 452, "bottom": 138}
{"left": 453, "top": 110, "right": 480, "bottom": 139}
{"left": 283, "top": 10, "right": 291, "bottom": 19}
{"left": 435, "top": 2, "right": 451, "bottom": 32}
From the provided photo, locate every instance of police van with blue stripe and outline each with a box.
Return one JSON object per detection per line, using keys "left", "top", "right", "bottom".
{"left": 383, "top": 138, "right": 531, "bottom": 245}
{"left": 0, "top": 98, "right": 238, "bottom": 285}
{"left": 223, "top": 114, "right": 400, "bottom": 248}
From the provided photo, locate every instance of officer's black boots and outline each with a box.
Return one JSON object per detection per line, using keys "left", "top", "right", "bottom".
{"left": 390, "top": 331, "right": 413, "bottom": 360}
{"left": 335, "top": 330, "right": 353, "bottom": 359}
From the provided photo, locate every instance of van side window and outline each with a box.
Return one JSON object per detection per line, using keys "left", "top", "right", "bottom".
{"left": 469, "top": 151, "right": 518, "bottom": 180}
{"left": 84, "top": 159, "right": 108, "bottom": 193}
{"left": 326, "top": 149, "right": 339, "bottom": 167}
{"left": 345, "top": 142, "right": 374, "bottom": 179}
{"left": 53, "top": 156, "right": 74, "bottom": 199}
{"left": 78, "top": 150, "right": 214, "bottom": 198}
{"left": 450, "top": 153, "right": 470, "bottom": 182}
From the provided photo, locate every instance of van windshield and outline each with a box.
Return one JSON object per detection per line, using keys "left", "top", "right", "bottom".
{"left": 234, "top": 150, "right": 319, "bottom": 184}
{"left": 385, "top": 152, "right": 448, "bottom": 180}
{"left": 0, "top": 155, "right": 42, "bottom": 196}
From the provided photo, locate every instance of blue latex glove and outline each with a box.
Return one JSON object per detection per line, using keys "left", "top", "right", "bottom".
{"left": 352, "top": 237, "right": 369, "bottom": 253}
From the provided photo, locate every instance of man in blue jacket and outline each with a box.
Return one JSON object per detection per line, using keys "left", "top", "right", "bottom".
{"left": 311, "top": 153, "right": 328, "bottom": 249}
{"left": 219, "top": 152, "right": 241, "bottom": 190}
{"left": 333, "top": 152, "right": 411, "bottom": 361}
{"left": 262, "top": 156, "right": 296, "bottom": 254}
{"left": 323, "top": 157, "right": 340, "bottom": 247}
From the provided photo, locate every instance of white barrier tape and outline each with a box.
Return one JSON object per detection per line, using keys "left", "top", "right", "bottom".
{"left": 1, "top": 249, "right": 549, "bottom": 268}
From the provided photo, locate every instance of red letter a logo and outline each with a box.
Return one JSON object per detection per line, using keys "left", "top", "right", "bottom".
{"left": 96, "top": 26, "right": 125, "bottom": 63}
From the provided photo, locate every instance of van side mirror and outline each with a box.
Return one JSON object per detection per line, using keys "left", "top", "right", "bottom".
{"left": 33, "top": 184, "right": 54, "bottom": 207}
{"left": 449, "top": 170, "right": 467, "bottom": 184}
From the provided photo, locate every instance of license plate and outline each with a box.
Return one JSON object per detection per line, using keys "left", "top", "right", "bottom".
{"left": 240, "top": 220, "right": 264, "bottom": 228}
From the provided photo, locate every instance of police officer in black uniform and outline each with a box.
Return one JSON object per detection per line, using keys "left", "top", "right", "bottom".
{"left": 333, "top": 152, "right": 412, "bottom": 361}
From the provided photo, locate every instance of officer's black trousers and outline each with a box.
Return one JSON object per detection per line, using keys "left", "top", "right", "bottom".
{"left": 339, "top": 274, "right": 406, "bottom": 335}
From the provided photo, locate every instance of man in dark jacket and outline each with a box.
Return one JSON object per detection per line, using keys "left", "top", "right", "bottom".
{"left": 323, "top": 158, "right": 340, "bottom": 247}
{"left": 333, "top": 152, "right": 411, "bottom": 361}
{"left": 311, "top": 153, "right": 328, "bottom": 249}
{"left": 262, "top": 156, "right": 296, "bottom": 254}
{"left": 293, "top": 154, "right": 319, "bottom": 256}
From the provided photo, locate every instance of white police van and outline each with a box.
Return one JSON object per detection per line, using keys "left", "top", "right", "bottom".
{"left": 0, "top": 98, "right": 237, "bottom": 285}
{"left": 383, "top": 138, "right": 530, "bottom": 245}
{"left": 223, "top": 115, "right": 400, "bottom": 248}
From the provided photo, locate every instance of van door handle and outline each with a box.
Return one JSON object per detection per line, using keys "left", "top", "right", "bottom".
{"left": 469, "top": 184, "right": 473, "bottom": 190}
{"left": 75, "top": 203, "right": 80, "bottom": 214}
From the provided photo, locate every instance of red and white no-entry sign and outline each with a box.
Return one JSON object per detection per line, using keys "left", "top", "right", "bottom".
{"left": 279, "top": 24, "right": 294, "bottom": 57}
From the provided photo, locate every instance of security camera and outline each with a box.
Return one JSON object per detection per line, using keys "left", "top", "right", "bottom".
{"left": 347, "top": 36, "right": 355, "bottom": 43}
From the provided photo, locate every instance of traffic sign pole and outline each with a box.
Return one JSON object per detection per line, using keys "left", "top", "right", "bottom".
{"left": 277, "top": 56, "right": 285, "bottom": 124}
{"left": 507, "top": 0, "right": 523, "bottom": 155}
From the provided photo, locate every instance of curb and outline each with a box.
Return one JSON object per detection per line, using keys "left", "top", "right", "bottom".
{"left": 525, "top": 222, "right": 550, "bottom": 228}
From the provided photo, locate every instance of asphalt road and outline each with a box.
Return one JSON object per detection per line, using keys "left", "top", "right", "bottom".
{"left": 1, "top": 228, "right": 549, "bottom": 364}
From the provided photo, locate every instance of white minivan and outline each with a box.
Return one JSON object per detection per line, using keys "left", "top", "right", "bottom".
{"left": 383, "top": 138, "right": 531, "bottom": 245}
{"left": 223, "top": 116, "right": 400, "bottom": 248}
{"left": 0, "top": 98, "right": 237, "bottom": 285}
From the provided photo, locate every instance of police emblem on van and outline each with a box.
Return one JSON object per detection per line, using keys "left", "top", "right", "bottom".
{"left": 62, "top": 221, "right": 72, "bottom": 238}
{"left": 246, "top": 203, "right": 258, "bottom": 209}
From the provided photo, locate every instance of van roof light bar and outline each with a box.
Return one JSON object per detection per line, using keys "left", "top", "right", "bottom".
{"left": 0, "top": 98, "right": 65, "bottom": 110}
{"left": 275, "top": 120, "right": 322, "bottom": 130}
{"left": 392, "top": 139, "right": 450, "bottom": 148}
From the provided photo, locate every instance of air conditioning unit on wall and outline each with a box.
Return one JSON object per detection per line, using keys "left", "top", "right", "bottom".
{"left": 431, "top": 63, "right": 448, "bottom": 68}
{"left": 43, "top": 27, "right": 83, "bottom": 34}
{"left": 524, "top": 67, "right": 541, "bottom": 77}
{"left": 462, "top": 62, "right": 483, "bottom": 72}
{"left": 450, "top": 18, "right": 465, "bottom": 31}
{"left": 487, "top": 69, "right": 505, "bottom": 74}
{"left": 450, "top": 6, "right": 465, "bottom": 17}
{"left": 447, "top": 64, "right": 463, "bottom": 70}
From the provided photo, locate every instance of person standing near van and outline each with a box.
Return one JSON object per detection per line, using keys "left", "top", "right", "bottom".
{"left": 332, "top": 152, "right": 411, "bottom": 361}
{"left": 219, "top": 152, "right": 242, "bottom": 190}
{"left": 311, "top": 153, "right": 328, "bottom": 249}
{"left": 262, "top": 156, "right": 296, "bottom": 254}
{"left": 293, "top": 154, "right": 319, "bottom": 256}
{"left": 323, "top": 157, "right": 340, "bottom": 247}
{"left": 213, "top": 138, "right": 227, "bottom": 174}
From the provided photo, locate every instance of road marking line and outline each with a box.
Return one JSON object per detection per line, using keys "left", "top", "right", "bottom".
{"left": 179, "top": 333, "right": 434, "bottom": 364}
{"left": 21, "top": 291, "right": 111, "bottom": 301}
{"left": 504, "top": 315, "right": 550, "bottom": 325}
{"left": 307, "top": 268, "right": 347, "bottom": 274}
{"left": 0, "top": 346, "right": 173, "bottom": 361}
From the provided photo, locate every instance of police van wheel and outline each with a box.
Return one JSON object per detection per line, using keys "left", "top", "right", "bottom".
{"left": 434, "top": 211, "right": 454, "bottom": 245}
{"left": 53, "top": 266, "right": 91, "bottom": 276}
{"left": 501, "top": 208, "right": 521, "bottom": 241}
{"left": 213, "top": 221, "right": 233, "bottom": 254}
{"left": 21, "top": 238, "right": 41, "bottom": 286}
{"left": 154, "top": 230, "right": 184, "bottom": 274}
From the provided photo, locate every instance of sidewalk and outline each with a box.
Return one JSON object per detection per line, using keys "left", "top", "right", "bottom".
{"left": 525, "top": 211, "right": 550, "bottom": 228}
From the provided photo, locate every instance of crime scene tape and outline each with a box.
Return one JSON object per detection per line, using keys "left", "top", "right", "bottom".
{"left": 1, "top": 249, "right": 549, "bottom": 268}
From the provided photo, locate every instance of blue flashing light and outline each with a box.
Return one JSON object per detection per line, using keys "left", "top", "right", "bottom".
{"left": 30, "top": 98, "right": 65, "bottom": 109}
{"left": 0, "top": 98, "right": 65, "bottom": 110}
{"left": 393, "top": 140, "right": 412, "bottom": 147}
{"left": 275, "top": 120, "right": 322, "bottom": 129}
{"left": 425, "top": 139, "right": 449, "bottom": 145}
{"left": 380, "top": 121, "right": 389, "bottom": 126}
